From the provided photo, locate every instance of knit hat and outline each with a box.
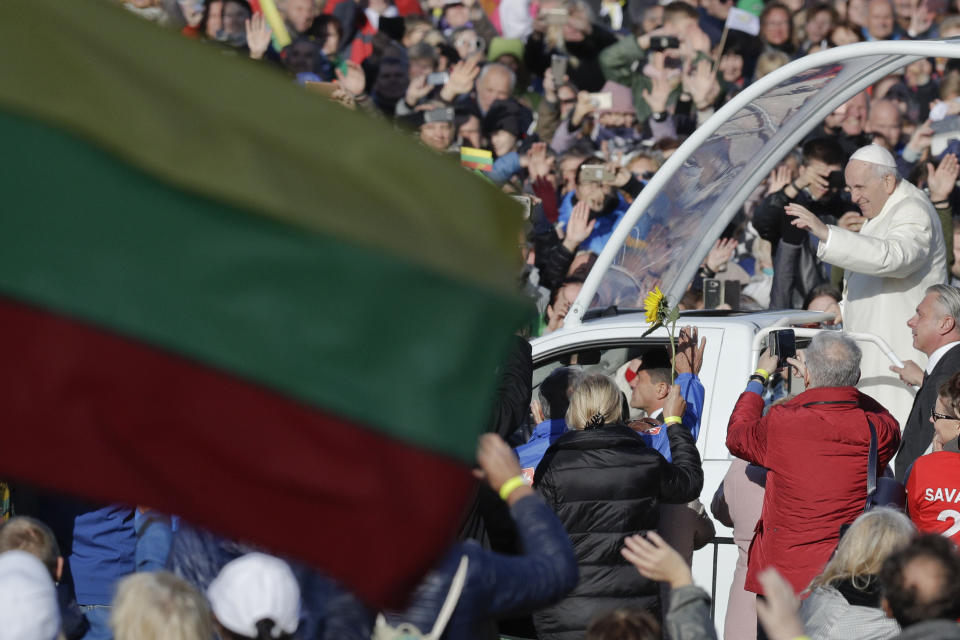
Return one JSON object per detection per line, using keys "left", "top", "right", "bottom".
{"left": 849, "top": 144, "right": 897, "bottom": 168}
{"left": 597, "top": 80, "right": 635, "bottom": 115}
{"left": 0, "top": 551, "right": 61, "bottom": 640}
{"left": 487, "top": 37, "right": 523, "bottom": 63}
{"left": 207, "top": 553, "right": 301, "bottom": 639}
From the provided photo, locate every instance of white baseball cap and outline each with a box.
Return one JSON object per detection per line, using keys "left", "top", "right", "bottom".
{"left": 0, "top": 551, "right": 61, "bottom": 640}
{"left": 207, "top": 553, "right": 300, "bottom": 638}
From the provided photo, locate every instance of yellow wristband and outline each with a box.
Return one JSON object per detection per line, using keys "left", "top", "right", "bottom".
{"left": 498, "top": 475, "right": 526, "bottom": 501}
{"left": 754, "top": 368, "right": 770, "bottom": 381}
{"left": 664, "top": 416, "right": 682, "bottom": 424}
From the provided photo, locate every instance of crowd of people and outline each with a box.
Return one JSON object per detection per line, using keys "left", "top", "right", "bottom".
{"left": 6, "top": 0, "right": 960, "bottom": 638}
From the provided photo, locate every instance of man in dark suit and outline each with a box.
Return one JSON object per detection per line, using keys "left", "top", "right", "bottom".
{"left": 891, "top": 284, "right": 960, "bottom": 480}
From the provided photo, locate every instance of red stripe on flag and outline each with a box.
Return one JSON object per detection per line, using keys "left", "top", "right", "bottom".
{"left": 0, "top": 297, "right": 474, "bottom": 607}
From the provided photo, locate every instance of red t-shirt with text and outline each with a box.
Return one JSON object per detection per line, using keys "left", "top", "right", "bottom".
{"left": 907, "top": 451, "right": 960, "bottom": 544}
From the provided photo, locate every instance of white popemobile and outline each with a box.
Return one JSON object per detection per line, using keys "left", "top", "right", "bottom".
{"left": 529, "top": 39, "right": 960, "bottom": 636}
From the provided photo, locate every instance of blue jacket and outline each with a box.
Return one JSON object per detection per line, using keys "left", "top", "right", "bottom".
{"left": 638, "top": 372, "right": 705, "bottom": 462}
{"left": 557, "top": 191, "right": 629, "bottom": 254}
{"left": 39, "top": 499, "right": 136, "bottom": 606}
{"left": 382, "top": 494, "right": 578, "bottom": 639}
{"left": 515, "top": 419, "right": 567, "bottom": 482}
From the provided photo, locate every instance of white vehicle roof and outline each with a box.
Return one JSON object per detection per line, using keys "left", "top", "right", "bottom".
{"left": 566, "top": 39, "right": 960, "bottom": 326}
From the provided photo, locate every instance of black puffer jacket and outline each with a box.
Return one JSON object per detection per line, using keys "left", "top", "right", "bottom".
{"left": 531, "top": 422, "right": 704, "bottom": 640}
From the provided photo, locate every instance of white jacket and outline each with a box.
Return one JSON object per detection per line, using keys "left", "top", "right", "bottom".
{"left": 818, "top": 178, "right": 947, "bottom": 426}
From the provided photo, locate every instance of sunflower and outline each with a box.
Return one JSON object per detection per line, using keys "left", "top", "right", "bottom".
{"left": 643, "top": 287, "right": 666, "bottom": 324}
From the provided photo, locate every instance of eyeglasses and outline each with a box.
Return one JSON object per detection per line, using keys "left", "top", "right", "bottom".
{"left": 931, "top": 407, "right": 960, "bottom": 422}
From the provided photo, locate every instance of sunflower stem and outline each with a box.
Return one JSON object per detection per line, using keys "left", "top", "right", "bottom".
{"left": 669, "top": 317, "right": 677, "bottom": 383}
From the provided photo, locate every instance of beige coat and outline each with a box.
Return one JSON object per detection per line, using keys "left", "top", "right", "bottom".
{"left": 818, "top": 178, "right": 947, "bottom": 426}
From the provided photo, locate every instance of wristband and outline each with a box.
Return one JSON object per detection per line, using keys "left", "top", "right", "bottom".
{"left": 790, "top": 180, "right": 801, "bottom": 192}
{"left": 932, "top": 199, "right": 950, "bottom": 207}
{"left": 754, "top": 368, "right": 770, "bottom": 381}
{"left": 749, "top": 374, "right": 767, "bottom": 385}
{"left": 664, "top": 415, "right": 682, "bottom": 425}
{"left": 498, "top": 475, "right": 526, "bottom": 501}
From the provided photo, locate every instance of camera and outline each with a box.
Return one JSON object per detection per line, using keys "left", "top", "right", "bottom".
{"left": 648, "top": 35, "right": 680, "bottom": 52}
{"left": 766, "top": 329, "right": 797, "bottom": 366}
{"left": 827, "top": 170, "right": 844, "bottom": 190}
{"left": 423, "top": 107, "right": 454, "bottom": 124}
{"left": 426, "top": 71, "right": 450, "bottom": 87}
{"left": 580, "top": 164, "right": 615, "bottom": 183}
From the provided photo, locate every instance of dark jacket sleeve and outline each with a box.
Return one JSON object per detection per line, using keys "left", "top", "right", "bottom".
{"left": 657, "top": 423, "right": 704, "bottom": 504}
{"left": 489, "top": 336, "right": 533, "bottom": 440}
{"left": 475, "top": 494, "right": 579, "bottom": 616}
{"left": 533, "top": 232, "right": 576, "bottom": 293}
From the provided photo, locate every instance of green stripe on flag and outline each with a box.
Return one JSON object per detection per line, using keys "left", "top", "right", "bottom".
{"left": 0, "top": 0, "right": 520, "bottom": 295}
{"left": 0, "top": 109, "right": 531, "bottom": 462}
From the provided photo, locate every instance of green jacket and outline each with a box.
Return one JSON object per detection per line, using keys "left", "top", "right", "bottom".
{"left": 598, "top": 35, "right": 682, "bottom": 122}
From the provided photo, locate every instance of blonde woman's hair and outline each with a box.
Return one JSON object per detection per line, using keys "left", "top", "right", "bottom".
{"left": 807, "top": 507, "right": 915, "bottom": 592}
{"left": 111, "top": 571, "right": 213, "bottom": 640}
{"left": 566, "top": 374, "right": 623, "bottom": 430}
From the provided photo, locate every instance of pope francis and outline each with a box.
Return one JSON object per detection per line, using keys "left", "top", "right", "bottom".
{"left": 786, "top": 144, "right": 947, "bottom": 427}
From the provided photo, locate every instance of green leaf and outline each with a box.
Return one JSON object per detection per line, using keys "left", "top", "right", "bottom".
{"left": 667, "top": 306, "right": 680, "bottom": 324}
{"left": 640, "top": 321, "right": 662, "bottom": 338}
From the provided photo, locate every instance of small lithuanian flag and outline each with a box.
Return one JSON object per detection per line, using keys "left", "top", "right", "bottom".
{"left": 461, "top": 146, "right": 494, "bottom": 171}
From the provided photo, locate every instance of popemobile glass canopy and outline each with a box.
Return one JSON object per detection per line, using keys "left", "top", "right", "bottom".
{"left": 566, "top": 39, "right": 960, "bottom": 326}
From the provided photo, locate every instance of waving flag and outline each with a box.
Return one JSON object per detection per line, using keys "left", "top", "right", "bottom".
{"left": 0, "top": 0, "right": 529, "bottom": 607}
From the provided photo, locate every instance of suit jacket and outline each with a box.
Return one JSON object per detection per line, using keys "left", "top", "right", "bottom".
{"left": 896, "top": 343, "right": 960, "bottom": 481}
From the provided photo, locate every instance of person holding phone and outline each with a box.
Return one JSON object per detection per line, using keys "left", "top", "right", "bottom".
{"left": 726, "top": 332, "right": 901, "bottom": 605}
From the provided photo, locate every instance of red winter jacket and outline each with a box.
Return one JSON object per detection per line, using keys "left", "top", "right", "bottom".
{"left": 726, "top": 386, "right": 900, "bottom": 596}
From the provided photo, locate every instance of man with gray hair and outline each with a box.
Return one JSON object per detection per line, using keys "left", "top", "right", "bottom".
{"left": 726, "top": 332, "right": 901, "bottom": 598}
{"left": 787, "top": 143, "right": 947, "bottom": 427}
{"left": 891, "top": 284, "right": 960, "bottom": 479}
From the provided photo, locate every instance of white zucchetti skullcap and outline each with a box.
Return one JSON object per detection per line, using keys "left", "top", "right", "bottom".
{"left": 850, "top": 144, "right": 897, "bottom": 169}
{"left": 207, "top": 553, "right": 301, "bottom": 639}
{"left": 0, "top": 551, "right": 61, "bottom": 640}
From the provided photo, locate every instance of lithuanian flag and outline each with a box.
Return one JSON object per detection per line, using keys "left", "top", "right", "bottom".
{"left": 0, "top": 0, "right": 529, "bottom": 606}
{"left": 461, "top": 146, "right": 494, "bottom": 171}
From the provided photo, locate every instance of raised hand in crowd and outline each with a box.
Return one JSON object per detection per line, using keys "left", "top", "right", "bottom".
{"left": 571, "top": 91, "right": 596, "bottom": 128}
{"left": 755, "top": 568, "right": 806, "bottom": 640}
{"left": 793, "top": 162, "right": 832, "bottom": 195}
{"left": 245, "top": 13, "right": 272, "bottom": 60}
{"left": 756, "top": 347, "right": 780, "bottom": 377}
{"left": 908, "top": 0, "right": 935, "bottom": 37}
{"left": 330, "top": 87, "right": 357, "bottom": 110}
{"left": 683, "top": 58, "right": 720, "bottom": 112}
{"left": 642, "top": 75, "right": 672, "bottom": 117}
{"left": 928, "top": 153, "right": 959, "bottom": 203}
{"left": 474, "top": 433, "right": 533, "bottom": 505}
{"left": 543, "top": 67, "right": 566, "bottom": 104}
{"left": 621, "top": 530, "right": 692, "bottom": 589}
{"left": 675, "top": 326, "right": 706, "bottom": 376}
{"left": 704, "top": 237, "right": 737, "bottom": 273}
{"left": 837, "top": 210, "right": 867, "bottom": 233}
{"left": 335, "top": 60, "right": 366, "bottom": 98}
{"left": 663, "top": 384, "right": 686, "bottom": 420}
{"left": 405, "top": 74, "right": 433, "bottom": 108}
{"left": 526, "top": 141, "right": 552, "bottom": 180}
{"left": 766, "top": 164, "right": 793, "bottom": 195}
{"left": 785, "top": 202, "right": 829, "bottom": 241}
{"left": 439, "top": 54, "right": 482, "bottom": 103}
{"left": 562, "top": 200, "right": 596, "bottom": 252}
{"left": 905, "top": 120, "right": 934, "bottom": 157}
{"left": 604, "top": 159, "right": 632, "bottom": 188}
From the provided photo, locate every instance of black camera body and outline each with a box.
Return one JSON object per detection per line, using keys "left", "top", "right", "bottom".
{"left": 648, "top": 35, "right": 680, "bottom": 52}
